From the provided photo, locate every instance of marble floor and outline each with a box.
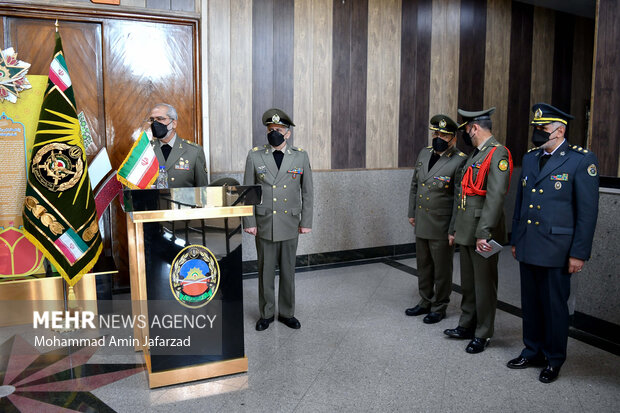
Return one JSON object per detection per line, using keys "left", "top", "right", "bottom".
{"left": 1, "top": 255, "right": 619, "bottom": 412}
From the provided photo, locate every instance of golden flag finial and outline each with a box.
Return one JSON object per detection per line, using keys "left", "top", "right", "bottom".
{"left": 55, "top": 19, "right": 59, "bottom": 32}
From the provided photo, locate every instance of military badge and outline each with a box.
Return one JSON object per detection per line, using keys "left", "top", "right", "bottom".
{"left": 272, "top": 113, "right": 280, "bottom": 124}
{"left": 555, "top": 181, "right": 562, "bottom": 190}
{"left": 439, "top": 119, "right": 447, "bottom": 128}
{"left": 32, "top": 142, "right": 84, "bottom": 192}
{"left": 258, "top": 173, "right": 265, "bottom": 181}
{"left": 535, "top": 108, "right": 543, "bottom": 119}
{"left": 498, "top": 159, "right": 509, "bottom": 171}
{"left": 169, "top": 245, "right": 220, "bottom": 309}
{"left": 434, "top": 176, "right": 451, "bottom": 183}
{"left": 522, "top": 177, "right": 527, "bottom": 187}
{"left": 587, "top": 164, "right": 597, "bottom": 176}
{"left": 550, "top": 173, "right": 568, "bottom": 181}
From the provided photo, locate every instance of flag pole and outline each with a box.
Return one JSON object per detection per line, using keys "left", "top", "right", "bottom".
{"left": 55, "top": 19, "right": 59, "bottom": 32}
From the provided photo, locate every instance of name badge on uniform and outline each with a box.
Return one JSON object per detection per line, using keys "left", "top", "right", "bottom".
{"left": 550, "top": 173, "right": 568, "bottom": 181}
{"left": 288, "top": 168, "right": 303, "bottom": 179}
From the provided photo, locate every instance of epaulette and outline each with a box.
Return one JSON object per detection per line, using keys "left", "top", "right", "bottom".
{"left": 570, "top": 145, "right": 589, "bottom": 154}
{"left": 427, "top": 146, "right": 432, "bottom": 149}
{"left": 291, "top": 146, "right": 304, "bottom": 152}
{"left": 458, "top": 152, "right": 467, "bottom": 157}
{"left": 183, "top": 139, "right": 198, "bottom": 147}
{"left": 527, "top": 147, "right": 537, "bottom": 153}
{"left": 251, "top": 146, "right": 260, "bottom": 152}
{"left": 492, "top": 143, "right": 500, "bottom": 147}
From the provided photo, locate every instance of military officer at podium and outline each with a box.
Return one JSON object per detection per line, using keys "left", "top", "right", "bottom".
{"left": 243, "top": 108, "right": 314, "bottom": 331}
{"left": 444, "top": 107, "right": 512, "bottom": 354}
{"left": 406, "top": 115, "right": 467, "bottom": 324}
{"left": 148, "top": 103, "right": 209, "bottom": 188}
{"left": 507, "top": 103, "right": 599, "bottom": 383}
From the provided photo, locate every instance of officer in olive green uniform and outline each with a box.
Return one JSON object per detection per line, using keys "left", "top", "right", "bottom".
{"left": 243, "top": 108, "right": 313, "bottom": 331}
{"left": 406, "top": 115, "right": 467, "bottom": 324}
{"left": 149, "top": 103, "right": 209, "bottom": 188}
{"left": 444, "top": 107, "right": 512, "bottom": 354}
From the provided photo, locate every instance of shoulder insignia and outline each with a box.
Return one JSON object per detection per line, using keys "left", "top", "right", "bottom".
{"left": 570, "top": 145, "right": 586, "bottom": 154}
{"left": 527, "top": 147, "right": 537, "bottom": 153}
{"left": 458, "top": 152, "right": 467, "bottom": 157}
{"left": 252, "top": 146, "right": 260, "bottom": 152}
{"left": 291, "top": 146, "right": 304, "bottom": 152}
{"left": 587, "top": 164, "right": 597, "bottom": 176}
{"left": 498, "top": 159, "right": 509, "bottom": 171}
{"left": 184, "top": 139, "right": 197, "bottom": 146}
{"left": 492, "top": 143, "right": 500, "bottom": 147}
{"left": 426, "top": 146, "right": 431, "bottom": 149}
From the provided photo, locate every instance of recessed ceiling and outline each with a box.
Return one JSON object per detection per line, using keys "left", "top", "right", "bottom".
{"left": 517, "top": 0, "right": 596, "bottom": 19}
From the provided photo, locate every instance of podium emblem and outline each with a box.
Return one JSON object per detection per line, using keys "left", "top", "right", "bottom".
{"left": 169, "top": 245, "right": 220, "bottom": 309}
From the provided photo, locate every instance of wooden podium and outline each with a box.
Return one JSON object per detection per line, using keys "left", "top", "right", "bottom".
{"left": 124, "top": 185, "right": 261, "bottom": 388}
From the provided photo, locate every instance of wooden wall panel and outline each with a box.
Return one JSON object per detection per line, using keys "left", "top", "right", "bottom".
{"left": 591, "top": 0, "right": 620, "bottom": 176}
{"left": 429, "top": 0, "right": 460, "bottom": 129}
{"left": 9, "top": 19, "right": 105, "bottom": 152}
{"left": 551, "top": 11, "right": 575, "bottom": 115}
{"left": 483, "top": 0, "right": 511, "bottom": 143}
{"left": 230, "top": 0, "right": 253, "bottom": 171}
{"left": 398, "top": 0, "right": 432, "bottom": 167}
{"left": 252, "top": 0, "right": 274, "bottom": 147}
{"left": 458, "top": 0, "right": 487, "bottom": 113}
{"left": 331, "top": 0, "right": 368, "bottom": 169}
{"left": 570, "top": 16, "right": 594, "bottom": 147}
{"left": 294, "top": 0, "right": 332, "bottom": 170}
{"left": 208, "top": 0, "right": 232, "bottom": 172}
{"left": 252, "top": 0, "right": 295, "bottom": 148}
{"left": 529, "top": 7, "right": 554, "bottom": 114}
{"left": 366, "top": 0, "right": 401, "bottom": 169}
{"left": 506, "top": 1, "right": 534, "bottom": 165}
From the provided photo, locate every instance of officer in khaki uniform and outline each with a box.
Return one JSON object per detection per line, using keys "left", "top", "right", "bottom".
{"left": 406, "top": 115, "right": 467, "bottom": 324}
{"left": 444, "top": 107, "right": 512, "bottom": 354}
{"left": 243, "top": 108, "right": 313, "bottom": 331}
{"left": 148, "top": 103, "right": 209, "bottom": 188}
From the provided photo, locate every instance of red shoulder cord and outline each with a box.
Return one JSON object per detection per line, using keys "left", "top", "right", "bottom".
{"left": 461, "top": 147, "right": 513, "bottom": 200}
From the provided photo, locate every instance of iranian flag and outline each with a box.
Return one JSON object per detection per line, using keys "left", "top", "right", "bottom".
{"left": 49, "top": 54, "right": 71, "bottom": 91}
{"left": 116, "top": 131, "right": 159, "bottom": 189}
{"left": 54, "top": 229, "right": 88, "bottom": 265}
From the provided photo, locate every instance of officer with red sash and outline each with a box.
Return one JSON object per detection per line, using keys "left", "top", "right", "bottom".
{"left": 444, "top": 107, "right": 513, "bottom": 354}
{"left": 507, "top": 103, "right": 599, "bottom": 383}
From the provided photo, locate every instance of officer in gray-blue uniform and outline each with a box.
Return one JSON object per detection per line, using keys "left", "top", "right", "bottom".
{"left": 508, "top": 103, "right": 599, "bottom": 383}
{"left": 243, "top": 108, "right": 313, "bottom": 331}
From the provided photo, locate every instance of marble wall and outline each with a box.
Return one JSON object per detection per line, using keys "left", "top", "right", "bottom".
{"left": 573, "top": 189, "right": 620, "bottom": 325}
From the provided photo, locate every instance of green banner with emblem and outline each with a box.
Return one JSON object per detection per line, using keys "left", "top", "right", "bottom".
{"left": 22, "top": 31, "right": 102, "bottom": 287}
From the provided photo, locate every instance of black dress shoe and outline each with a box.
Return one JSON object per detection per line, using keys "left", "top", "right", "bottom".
{"left": 507, "top": 356, "right": 545, "bottom": 369}
{"left": 278, "top": 315, "right": 301, "bottom": 329}
{"left": 423, "top": 312, "right": 444, "bottom": 324}
{"left": 443, "top": 326, "right": 474, "bottom": 339}
{"left": 405, "top": 305, "right": 430, "bottom": 316}
{"left": 255, "top": 316, "right": 274, "bottom": 331}
{"left": 539, "top": 365, "right": 561, "bottom": 383}
{"left": 465, "top": 337, "right": 490, "bottom": 354}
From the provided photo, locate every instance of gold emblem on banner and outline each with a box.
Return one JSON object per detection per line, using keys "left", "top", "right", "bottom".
{"left": 24, "top": 196, "right": 64, "bottom": 235}
{"left": 32, "top": 142, "right": 83, "bottom": 192}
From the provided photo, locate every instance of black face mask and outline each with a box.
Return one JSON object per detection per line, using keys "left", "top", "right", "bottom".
{"left": 151, "top": 121, "right": 170, "bottom": 139}
{"left": 432, "top": 136, "right": 451, "bottom": 153}
{"left": 531, "top": 127, "right": 557, "bottom": 147}
{"left": 461, "top": 129, "right": 473, "bottom": 147}
{"left": 267, "top": 130, "right": 286, "bottom": 147}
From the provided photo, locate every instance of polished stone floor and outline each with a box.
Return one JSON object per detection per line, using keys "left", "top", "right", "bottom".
{"left": 1, "top": 254, "right": 619, "bottom": 412}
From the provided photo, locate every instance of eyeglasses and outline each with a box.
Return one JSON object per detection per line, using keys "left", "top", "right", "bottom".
{"left": 147, "top": 116, "right": 170, "bottom": 123}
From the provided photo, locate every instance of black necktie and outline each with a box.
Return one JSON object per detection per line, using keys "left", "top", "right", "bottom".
{"left": 428, "top": 152, "right": 440, "bottom": 171}
{"left": 273, "top": 150, "right": 284, "bottom": 169}
{"left": 161, "top": 144, "right": 172, "bottom": 161}
{"left": 540, "top": 154, "right": 551, "bottom": 169}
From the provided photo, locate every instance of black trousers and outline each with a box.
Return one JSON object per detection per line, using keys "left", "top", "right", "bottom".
{"left": 519, "top": 262, "right": 571, "bottom": 368}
